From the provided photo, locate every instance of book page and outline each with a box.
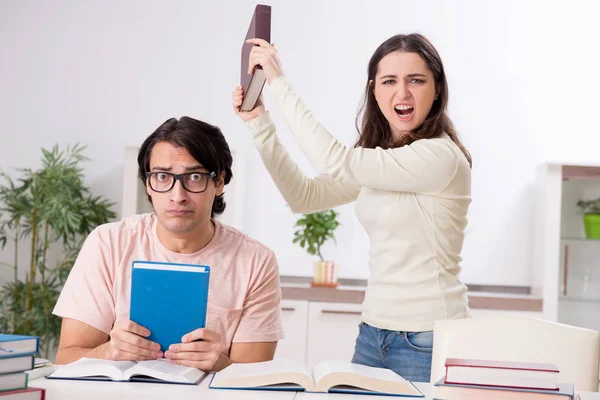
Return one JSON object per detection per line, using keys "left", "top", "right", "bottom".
{"left": 49, "top": 357, "right": 136, "bottom": 381}
{"left": 312, "top": 361, "right": 371, "bottom": 384}
{"left": 219, "top": 359, "right": 312, "bottom": 380}
{"left": 127, "top": 359, "right": 205, "bottom": 384}
{"left": 313, "top": 361, "right": 421, "bottom": 396}
{"left": 211, "top": 359, "right": 314, "bottom": 390}
{"left": 34, "top": 358, "right": 51, "bottom": 367}
{"left": 137, "top": 359, "right": 195, "bottom": 375}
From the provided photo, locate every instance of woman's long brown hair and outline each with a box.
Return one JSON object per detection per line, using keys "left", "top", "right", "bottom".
{"left": 355, "top": 33, "right": 472, "bottom": 167}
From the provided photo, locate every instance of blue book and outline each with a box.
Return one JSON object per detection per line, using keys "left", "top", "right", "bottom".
{"left": 209, "top": 359, "right": 424, "bottom": 397}
{"left": 434, "top": 376, "right": 574, "bottom": 399}
{"left": 0, "top": 355, "right": 35, "bottom": 375}
{"left": 129, "top": 261, "right": 210, "bottom": 352}
{"left": 0, "top": 371, "right": 28, "bottom": 392}
{"left": 0, "top": 334, "right": 39, "bottom": 359}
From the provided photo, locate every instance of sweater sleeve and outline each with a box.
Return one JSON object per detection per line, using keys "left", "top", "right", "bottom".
{"left": 246, "top": 112, "right": 360, "bottom": 214}
{"left": 268, "top": 76, "right": 459, "bottom": 194}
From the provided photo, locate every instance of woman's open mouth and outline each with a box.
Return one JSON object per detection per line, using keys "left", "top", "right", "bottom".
{"left": 394, "top": 104, "right": 414, "bottom": 121}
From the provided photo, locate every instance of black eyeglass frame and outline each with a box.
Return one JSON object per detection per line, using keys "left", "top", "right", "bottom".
{"left": 145, "top": 171, "right": 217, "bottom": 193}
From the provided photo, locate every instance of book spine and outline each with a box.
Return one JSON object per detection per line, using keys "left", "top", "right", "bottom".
{"left": 255, "top": 6, "right": 271, "bottom": 51}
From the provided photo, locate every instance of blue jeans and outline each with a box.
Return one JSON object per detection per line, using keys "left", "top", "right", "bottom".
{"left": 351, "top": 322, "right": 433, "bottom": 382}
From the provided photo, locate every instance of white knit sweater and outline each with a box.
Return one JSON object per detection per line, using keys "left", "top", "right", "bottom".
{"left": 246, "top": 76, "right": 471, "bottom": 331}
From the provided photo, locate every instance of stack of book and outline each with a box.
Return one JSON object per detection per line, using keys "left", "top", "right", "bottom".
{"left": 433, "top": 358, "right": 575, "bottom": 399}
{"left": 0, "top": 334, "right": 45, "bottom": 399}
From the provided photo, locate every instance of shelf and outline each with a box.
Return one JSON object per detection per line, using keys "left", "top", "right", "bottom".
{"left": 559, "top": 296, "right": 600, "bottom": 304}
{"left": 561, "top": 237, "right": 600, "bottom": 243}
{"left": 562, "top": 165, "right": 600, "bottom": 180}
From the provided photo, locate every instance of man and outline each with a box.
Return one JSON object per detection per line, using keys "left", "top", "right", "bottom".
{"left": 53, "top": 116, "right": 284, "bottom": 371}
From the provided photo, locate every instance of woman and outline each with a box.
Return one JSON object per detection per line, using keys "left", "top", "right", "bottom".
{"left": 232, "top": 33, "right": 472, "bottom": 382}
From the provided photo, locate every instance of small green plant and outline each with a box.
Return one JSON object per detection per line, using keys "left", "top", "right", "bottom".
{"left": 293, "top": 210, "right": 340, "bottom": 261}
{"left": 0, "top": 144, "right": 116, "bottom": 355}
{"left": 577, "top": 198, "right": 600, "bottom": 215}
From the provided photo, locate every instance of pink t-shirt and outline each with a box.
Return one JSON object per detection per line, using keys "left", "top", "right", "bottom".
{"left": 53, "top": 213, "right": 284, "bottom": 354}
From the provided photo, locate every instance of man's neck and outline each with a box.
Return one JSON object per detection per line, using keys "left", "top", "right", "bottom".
{"left": 156, "top": 220, "right": 215, "bottom": 254}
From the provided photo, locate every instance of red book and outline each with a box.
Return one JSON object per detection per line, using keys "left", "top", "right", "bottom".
{"left": 434, "top": 378, "right": 574, "bottom": 400}
{"left": 240, "top": 4, "right": 271, "bottom": 111}
{"left": 444, "top": 358, "right": 559, "bottom": 390}
{"left": 0, "top": 387, "right": 45, "bottom": 399}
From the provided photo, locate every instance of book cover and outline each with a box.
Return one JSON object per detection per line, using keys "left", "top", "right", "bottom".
{"left": 445, "top": 358, "right": 559, "bottom": 372}
{"left": 0, "top": 355, "right": 34, "bottom": 375}
{"left": 129, "top": 261, "right": 210, "bottom": 352}
{"left": 0, "top": 335, "right": 39, "bottom": 359}
{"left": 444, "top": 357, "right": 560, "bottom": 390}
{"left": 0, "top": 371, "right": 28, "bottom": 393}
{"left": 434, "top": 376, "right": 574, "bottom": 399}
{"left": 0, "top": 387, "right": 44, "bottom": 399}
{"left": 240, "top": 4, "right": 271, "bottom": 111}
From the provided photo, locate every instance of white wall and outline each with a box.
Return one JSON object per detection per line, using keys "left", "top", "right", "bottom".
{"left": 1, "top": 0, "right": 599, "bottom": 285}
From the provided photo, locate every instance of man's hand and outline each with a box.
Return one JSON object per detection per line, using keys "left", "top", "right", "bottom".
{"left": 164, "top": 328, "right": 229, "bottom": 371}
{"left": 103, "top": 319, "right": 163, "bottom": 361}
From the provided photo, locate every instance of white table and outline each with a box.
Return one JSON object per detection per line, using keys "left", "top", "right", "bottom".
{"left": 295, "top": 382, "right": 600, "bottom": 400}
{"left": 30, "top": 376, "right": 600, "bottom": 399}
{"left": 31, "top": 375, "right": 294, "bottom": 400}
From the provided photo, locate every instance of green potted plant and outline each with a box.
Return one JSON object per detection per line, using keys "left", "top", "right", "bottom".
{"left": 576, "top": 198, "right": 600, "bottom": 239}
{"left": 292, "top": 210, "right": 341, "bottom": 288}
{"left": 0, "top": 144, "right": 116, "bottom": 356}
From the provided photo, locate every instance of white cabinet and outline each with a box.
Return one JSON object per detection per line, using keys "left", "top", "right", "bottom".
{"left": 558, "top": 300, "right": 600, "bottom": 332}
{"left": 122, "top": 146, "right": 153, "bottom": 218}
{"left": 305, "top": 301, "right": 362, "bottom": 369}
{"left": 274, "top": 300, "right": 361, "bottom": 367}
{"left": 275, "top": 299, "right": 553, "bottom": 367}
{"left": 274, "top": 300, "right": 308, "bottom": 362}
{"left": 534, "top": 163, "right": 600, "bottom": 329}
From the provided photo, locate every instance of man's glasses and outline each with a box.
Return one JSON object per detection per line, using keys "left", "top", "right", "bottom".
{"left": 146, "top": 171, "right": 216, "bottom": 193}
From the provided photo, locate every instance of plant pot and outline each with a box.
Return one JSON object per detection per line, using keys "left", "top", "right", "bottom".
{"left": 583, "top": 214, "right": 600, "bottom": 239}
{"left": 311, "top": 261, "right": 339, "bottom": 288}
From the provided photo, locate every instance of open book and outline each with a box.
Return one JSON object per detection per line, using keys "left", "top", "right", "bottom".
{"left": 47, "top": 357, "right": 207, "bottom": 385}
{"left": 210, "top": 359, "right": 423, "bottom": 397}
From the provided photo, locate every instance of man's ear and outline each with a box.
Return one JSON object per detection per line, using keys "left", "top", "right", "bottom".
{"left": 215, "top": 172, "right": 225, "bottom": 196}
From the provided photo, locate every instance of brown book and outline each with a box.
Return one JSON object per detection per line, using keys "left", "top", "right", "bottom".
{"left": 240, "top": 4, "right": 271, "bottom": 111}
